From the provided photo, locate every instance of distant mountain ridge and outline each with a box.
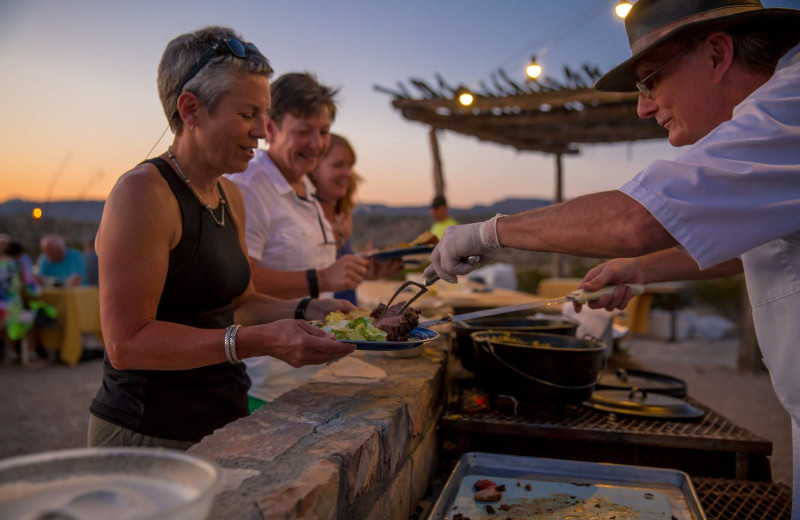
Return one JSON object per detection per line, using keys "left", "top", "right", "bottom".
{"left": 0, "top": 196, "right": 552, "bottom": 224}
{"left": 0, "top": 198, "right": 106, "bottom": 223}
{"left": 355, "top": 197, "right": 552, "bottom": 217}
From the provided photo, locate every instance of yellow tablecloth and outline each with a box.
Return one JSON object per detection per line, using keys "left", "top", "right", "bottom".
{"left": 38, "top": 286, "right": 103, "bottom": 366}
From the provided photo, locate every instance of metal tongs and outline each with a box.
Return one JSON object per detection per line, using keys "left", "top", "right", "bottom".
{"left": 380, "top": 256, "right": 480, "bottom": 317}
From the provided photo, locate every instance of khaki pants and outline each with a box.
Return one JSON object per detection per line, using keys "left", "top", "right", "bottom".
{"left": 87, "top": 414, "right": 195, "bottom": 451}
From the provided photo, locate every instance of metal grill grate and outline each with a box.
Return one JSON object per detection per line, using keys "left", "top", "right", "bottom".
{"left": 440, "top": 383, "right": 773, "bottom": 480}
{"left": 447, "top": 384, "right": 769, "bottom": 445}
{"left": 692, "top": 477, "right": 792, "bottom": 520}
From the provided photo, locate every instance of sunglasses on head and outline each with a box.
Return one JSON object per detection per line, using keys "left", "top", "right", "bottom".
{"left": 175, "top": 37, "right": 261, "bottom": 103}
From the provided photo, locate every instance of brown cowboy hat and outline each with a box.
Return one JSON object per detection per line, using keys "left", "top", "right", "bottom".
{"left": 595, "top": 0, "right": 800, "bottom": 92}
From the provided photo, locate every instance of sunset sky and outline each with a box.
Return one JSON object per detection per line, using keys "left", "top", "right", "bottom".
{"left": 2, "top": 0, "right": 797, "bottom": 208}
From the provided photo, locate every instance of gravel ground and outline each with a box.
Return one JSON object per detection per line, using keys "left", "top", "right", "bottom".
{"left": 0, "top": 336, "right": 792, "bottom": 487}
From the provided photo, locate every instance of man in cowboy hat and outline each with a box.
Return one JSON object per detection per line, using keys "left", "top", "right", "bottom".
{"left": 424, "top": 0, "right": 800, "bottom": 509}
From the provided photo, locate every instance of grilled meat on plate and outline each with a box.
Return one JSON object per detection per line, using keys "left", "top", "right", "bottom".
{"left": 370, "top": 303, "right": 420, "bottom": 341}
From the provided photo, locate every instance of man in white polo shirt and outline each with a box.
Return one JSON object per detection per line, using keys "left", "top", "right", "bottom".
{"left": 227, "top": 72, "right": 369, "bottom": 409}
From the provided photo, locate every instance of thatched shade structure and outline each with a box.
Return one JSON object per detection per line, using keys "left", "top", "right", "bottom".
{"left": 375, "top": 65, "right": 668, "bottom": 275}
{"left": 375, "top": 65, "right": 667, "bottom": 200}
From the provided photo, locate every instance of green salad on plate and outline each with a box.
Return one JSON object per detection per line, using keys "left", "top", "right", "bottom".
{"left": 320, "top": 311, "right": 388, "bottom": 341}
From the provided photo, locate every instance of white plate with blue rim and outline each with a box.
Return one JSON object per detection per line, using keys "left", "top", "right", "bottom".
{"left": 367, "top": 244, "right": 435, "bottom": 260}
{"left": 312, "top": 322, "right": 439, "bottom": 351}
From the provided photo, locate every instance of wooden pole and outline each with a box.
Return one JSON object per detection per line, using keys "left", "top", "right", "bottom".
{"left": 429, "top": 127, "right": 445, "bottom": 197}
{"left": 551, "top": 153, "right": 564, "bottom": 277}
{"left": 554, "top": 152, "right": 564, "bottom": 204}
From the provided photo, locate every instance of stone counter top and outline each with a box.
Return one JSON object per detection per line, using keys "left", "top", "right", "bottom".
{"left": 189, "top": 340, "right": 449, "bottom": 520}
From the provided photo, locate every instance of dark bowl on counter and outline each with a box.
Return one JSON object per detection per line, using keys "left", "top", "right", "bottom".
{"left": 453, "top": 316, "right": 578, "bottom": 372}
{"left": 470, "top": 331, "right": 605, "bottom": 404}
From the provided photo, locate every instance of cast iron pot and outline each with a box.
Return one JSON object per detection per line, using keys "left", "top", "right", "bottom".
{"left": 470, "top": 331, "right": 605, "bottom": 405}
{"left": 454, "top": 316, "right": 578, "bottom": 372}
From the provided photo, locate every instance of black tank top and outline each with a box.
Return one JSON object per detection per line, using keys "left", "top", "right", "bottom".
{"left": 90, "top": 158, "right": 252, "bottom": 442}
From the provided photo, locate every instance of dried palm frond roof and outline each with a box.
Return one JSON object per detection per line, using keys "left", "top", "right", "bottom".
{"left": 375, "top": 64, "right": 666, "bottom": 155}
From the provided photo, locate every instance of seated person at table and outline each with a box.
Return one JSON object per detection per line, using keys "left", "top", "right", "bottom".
{"left": 429, "top": 195, "right": 458, "bottom": 240}
{"left": 83, "top": 237, "right": 99, "bottom": 286}
{"left": 37, "top": 234, "right": 87, "bottom": 287}
{"left": 0, "top": 240, "right": 53, "bottom": 361}
{"left": 87, "top": 26, "right": 355, "bottom": 450}
{"left": 227, "top": 73, "right": 370, "bottom": 407}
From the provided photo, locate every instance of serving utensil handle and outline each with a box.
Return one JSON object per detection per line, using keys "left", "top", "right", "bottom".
{"left": 567, "top": 283, "right": 645, "bottom": 304}
{"left": 424, "top": 255, "right": 480, "bottom": 286}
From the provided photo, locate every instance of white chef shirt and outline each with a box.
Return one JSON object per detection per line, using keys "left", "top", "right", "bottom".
{"left": 620, "top": 42, "right": 800, "bottom": 517}
{"left": 226, "top": 149, "right": 338, "bottom": 402}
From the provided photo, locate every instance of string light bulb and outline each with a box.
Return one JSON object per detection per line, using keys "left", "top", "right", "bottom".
{"left": 32, "top": 207, "right": 42, "bottom": 219}
{"left": 525, "top": 56, "right": 543, "bottom": 79}
{"left": 458, "top": 89, "right": 474, "bottom": 106}
{"left": 615, "top": 1, "right": 633, "bottom": 19}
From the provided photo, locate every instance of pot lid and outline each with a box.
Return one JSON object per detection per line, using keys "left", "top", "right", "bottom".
{"left": 583, "top": 388, "right": 705, "bottom": 420}
{"left": 455, "top": 316, "right": 577, "bottom": 328}
{"left": 596, "top": 368, "right": 687, "bottom": 397}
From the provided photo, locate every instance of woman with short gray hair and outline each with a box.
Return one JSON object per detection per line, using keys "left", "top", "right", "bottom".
{"left": 88, "top": 26, "right": 354, "bottom": 449}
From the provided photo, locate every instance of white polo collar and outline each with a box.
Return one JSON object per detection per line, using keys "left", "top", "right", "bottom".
{"left": 258, "top": 149, "right": 318, "bottom": 200}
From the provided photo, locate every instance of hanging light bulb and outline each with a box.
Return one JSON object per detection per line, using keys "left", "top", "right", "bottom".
{"left": 615, "top": 1, "right": 633, "bottom": 19}
{"left": 32, "top": 207, "right": 42, "bottom": 219}
{"left": 525, "top": 56, "right": 543, "bottom": 79}
{"left": 458, "top": 89, "right": 474, "bottom": 106}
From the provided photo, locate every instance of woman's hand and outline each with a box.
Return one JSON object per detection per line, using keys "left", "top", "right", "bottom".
{"left": 240, "top": 319, "right": 355, "bottom": 367}
{"left": 359, "top": 242, "right": 403, "bottom": 280}
{"left": 306, "top": 298, "right": 357, "bottom": 321}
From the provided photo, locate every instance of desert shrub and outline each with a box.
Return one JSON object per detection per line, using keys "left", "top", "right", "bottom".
{"left": 690, "top": 275, "right": 745, "bottom": 321}
{"left": 567, "top": 258, "right": 601, "bottom": 279}
{"left": 516, "top": 266, "right": 549, "bottom": 294}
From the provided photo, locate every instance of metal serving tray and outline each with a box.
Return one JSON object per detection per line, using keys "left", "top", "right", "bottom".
{"left": 428, "top": 452, "right": 706, "bottom": 520}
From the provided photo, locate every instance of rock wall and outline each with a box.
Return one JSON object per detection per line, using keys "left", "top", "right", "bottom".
{"left": 189, "top": 346, "right": 447, "bottom": 519}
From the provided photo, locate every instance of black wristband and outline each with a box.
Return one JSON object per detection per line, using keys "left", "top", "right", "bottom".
{"left": 295, "top": 296, "right": 312, "bottom": 320}
{"left": 306, "top": 269, "right": 319, "bottom": 298}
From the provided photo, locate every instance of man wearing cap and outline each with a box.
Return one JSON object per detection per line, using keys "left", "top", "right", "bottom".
{"left": 424, "top": 0, "right": 800, "bottom": 510}
{"left": 429, "top": 195, "right": 459, "bottom": 240}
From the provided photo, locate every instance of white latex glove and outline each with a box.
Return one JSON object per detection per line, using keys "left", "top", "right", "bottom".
{"left": 423, "top": 214, "right": 504, "bottom": 283}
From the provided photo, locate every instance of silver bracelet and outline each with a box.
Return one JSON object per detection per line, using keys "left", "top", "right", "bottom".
{"left": 224, "top": 324, "right": 242, "bottom": 364}
{"left": 230, "top": 324, "right": 242, "bottom": 364}
{"left": 224, "top": 325, "right": 234, "bottom": 364}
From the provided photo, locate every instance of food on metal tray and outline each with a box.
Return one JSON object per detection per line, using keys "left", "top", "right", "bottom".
{"left": 452, "top": 477, "right": 671, "bottom": 520}
{"left": 495, "top": 494, "right": 643, "bottom": 519}
{"left": 473, "top": 478, "right": 504, "bottom": 502}
{"left": 474, "top": 487, "right": 502, "bottom": 502}
{"left": 473, "top": 479, "right": 498, "bottom": 491}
